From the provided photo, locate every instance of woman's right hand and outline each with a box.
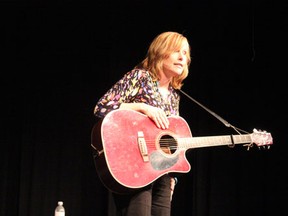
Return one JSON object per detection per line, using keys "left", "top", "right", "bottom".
{"left": 140, "top": 104, "right": 169, "bottom": 130}
{"left": 119, "top": 103, "right": 169, "bottom": 130}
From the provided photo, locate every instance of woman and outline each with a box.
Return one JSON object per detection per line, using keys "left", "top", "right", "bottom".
{"left": 94, "top": 31, "right": 191, "bottom": 216}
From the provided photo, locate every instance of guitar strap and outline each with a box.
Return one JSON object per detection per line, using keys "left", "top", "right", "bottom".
{"left": 178, "top": 89, "right": 249, "bottom": 134}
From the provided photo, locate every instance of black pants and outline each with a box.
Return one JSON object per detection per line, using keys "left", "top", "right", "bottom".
{"left": 109, "top": 174, "right": 171, "bottom": 216}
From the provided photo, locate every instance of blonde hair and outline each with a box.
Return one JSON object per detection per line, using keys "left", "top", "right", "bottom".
{"left": 136, "top": 31, "right": 191, "bottom": 89}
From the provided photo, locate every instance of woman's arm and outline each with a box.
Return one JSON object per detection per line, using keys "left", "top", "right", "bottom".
{"left": 119, "top": 103, "right": 169, "bottom": 129}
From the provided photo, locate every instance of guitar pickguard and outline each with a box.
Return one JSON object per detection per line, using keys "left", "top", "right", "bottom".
{"left": 150, "top": 151, "right": 179, "bottom": 170}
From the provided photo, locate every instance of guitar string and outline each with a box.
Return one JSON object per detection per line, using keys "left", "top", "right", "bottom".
{"left": 140, "top": 134, "right": 270, "bottom": 150}
{"left": 142, "top": 138, "right": 214, "bottom": 150}
{"left": 139, "top": 133, "right": 258, "bottom": 149}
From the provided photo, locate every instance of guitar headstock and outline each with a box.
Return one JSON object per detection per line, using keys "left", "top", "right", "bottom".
{"left": 250, "top": 128, "right": 273, "bottom": 149}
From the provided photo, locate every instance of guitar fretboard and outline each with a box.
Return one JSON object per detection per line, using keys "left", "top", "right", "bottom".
{"left": 178, "top": 134, "right": 252, "bottom": 149}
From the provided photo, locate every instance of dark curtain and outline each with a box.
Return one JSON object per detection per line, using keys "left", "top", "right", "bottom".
{"left": 1, "top": 1, "right": 287, "bottom": 216}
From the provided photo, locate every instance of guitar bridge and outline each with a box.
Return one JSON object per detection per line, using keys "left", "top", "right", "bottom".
{"left": 138, "top": 131, "right": 149, "bottom": 162}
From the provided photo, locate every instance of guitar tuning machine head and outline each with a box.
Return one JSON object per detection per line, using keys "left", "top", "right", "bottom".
{"left": 257, "top": 145, "right": 271, "bottom": 150}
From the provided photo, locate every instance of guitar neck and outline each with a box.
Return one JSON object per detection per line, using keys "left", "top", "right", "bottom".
{"left": 179, "top": 134, "right": 252, "bottom": 149}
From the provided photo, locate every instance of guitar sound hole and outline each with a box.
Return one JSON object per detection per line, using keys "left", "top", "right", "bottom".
{"left": 159, "top": 135, "right": 177, "bottom": 154}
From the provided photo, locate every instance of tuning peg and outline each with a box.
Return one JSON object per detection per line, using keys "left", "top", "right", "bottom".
{"left": 264, "top": 145, "right": 271, "bottom": 150}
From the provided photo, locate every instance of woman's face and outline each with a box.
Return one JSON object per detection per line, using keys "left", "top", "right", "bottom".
{"left": 162, "top": 41, "right": 189, "bottom": 78}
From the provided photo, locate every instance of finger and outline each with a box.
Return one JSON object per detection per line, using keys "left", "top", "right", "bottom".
{"left": 158, "top": 114, "right": 169, "bottom": 129}
{"left": 151, "top": 114, "right": 163, "bottom": 129}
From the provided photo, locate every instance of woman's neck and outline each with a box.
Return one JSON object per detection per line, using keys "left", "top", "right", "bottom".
{"left": 158, "top": 77, "right": 171, "bottom": 89}
{"left": 157, "top": 79, "right": 171, "bottom": 100}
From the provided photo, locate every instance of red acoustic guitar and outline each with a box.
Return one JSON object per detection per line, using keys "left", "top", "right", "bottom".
{"left": 91, "top": 109, "right": 273, "bottom": 194}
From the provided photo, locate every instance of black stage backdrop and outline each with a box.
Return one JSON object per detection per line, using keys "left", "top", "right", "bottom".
{"left": 1, "top": 1, "right": 287, "bottom": 216}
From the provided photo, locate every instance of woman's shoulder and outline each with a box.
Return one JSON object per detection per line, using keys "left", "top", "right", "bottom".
{"left": 131, "top": 68, "right": 149, "bottom": 76}
{"left": 125, "top": 68, "right": 150, "bottom": 79}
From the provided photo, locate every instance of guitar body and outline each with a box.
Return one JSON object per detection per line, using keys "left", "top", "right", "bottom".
{"left": 91, "top": 109, "right": 192, "bottom": 194}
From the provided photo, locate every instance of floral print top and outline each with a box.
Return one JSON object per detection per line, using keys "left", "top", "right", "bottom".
{"left": 94, "top": 69, "right": 180, "bottom": 118}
